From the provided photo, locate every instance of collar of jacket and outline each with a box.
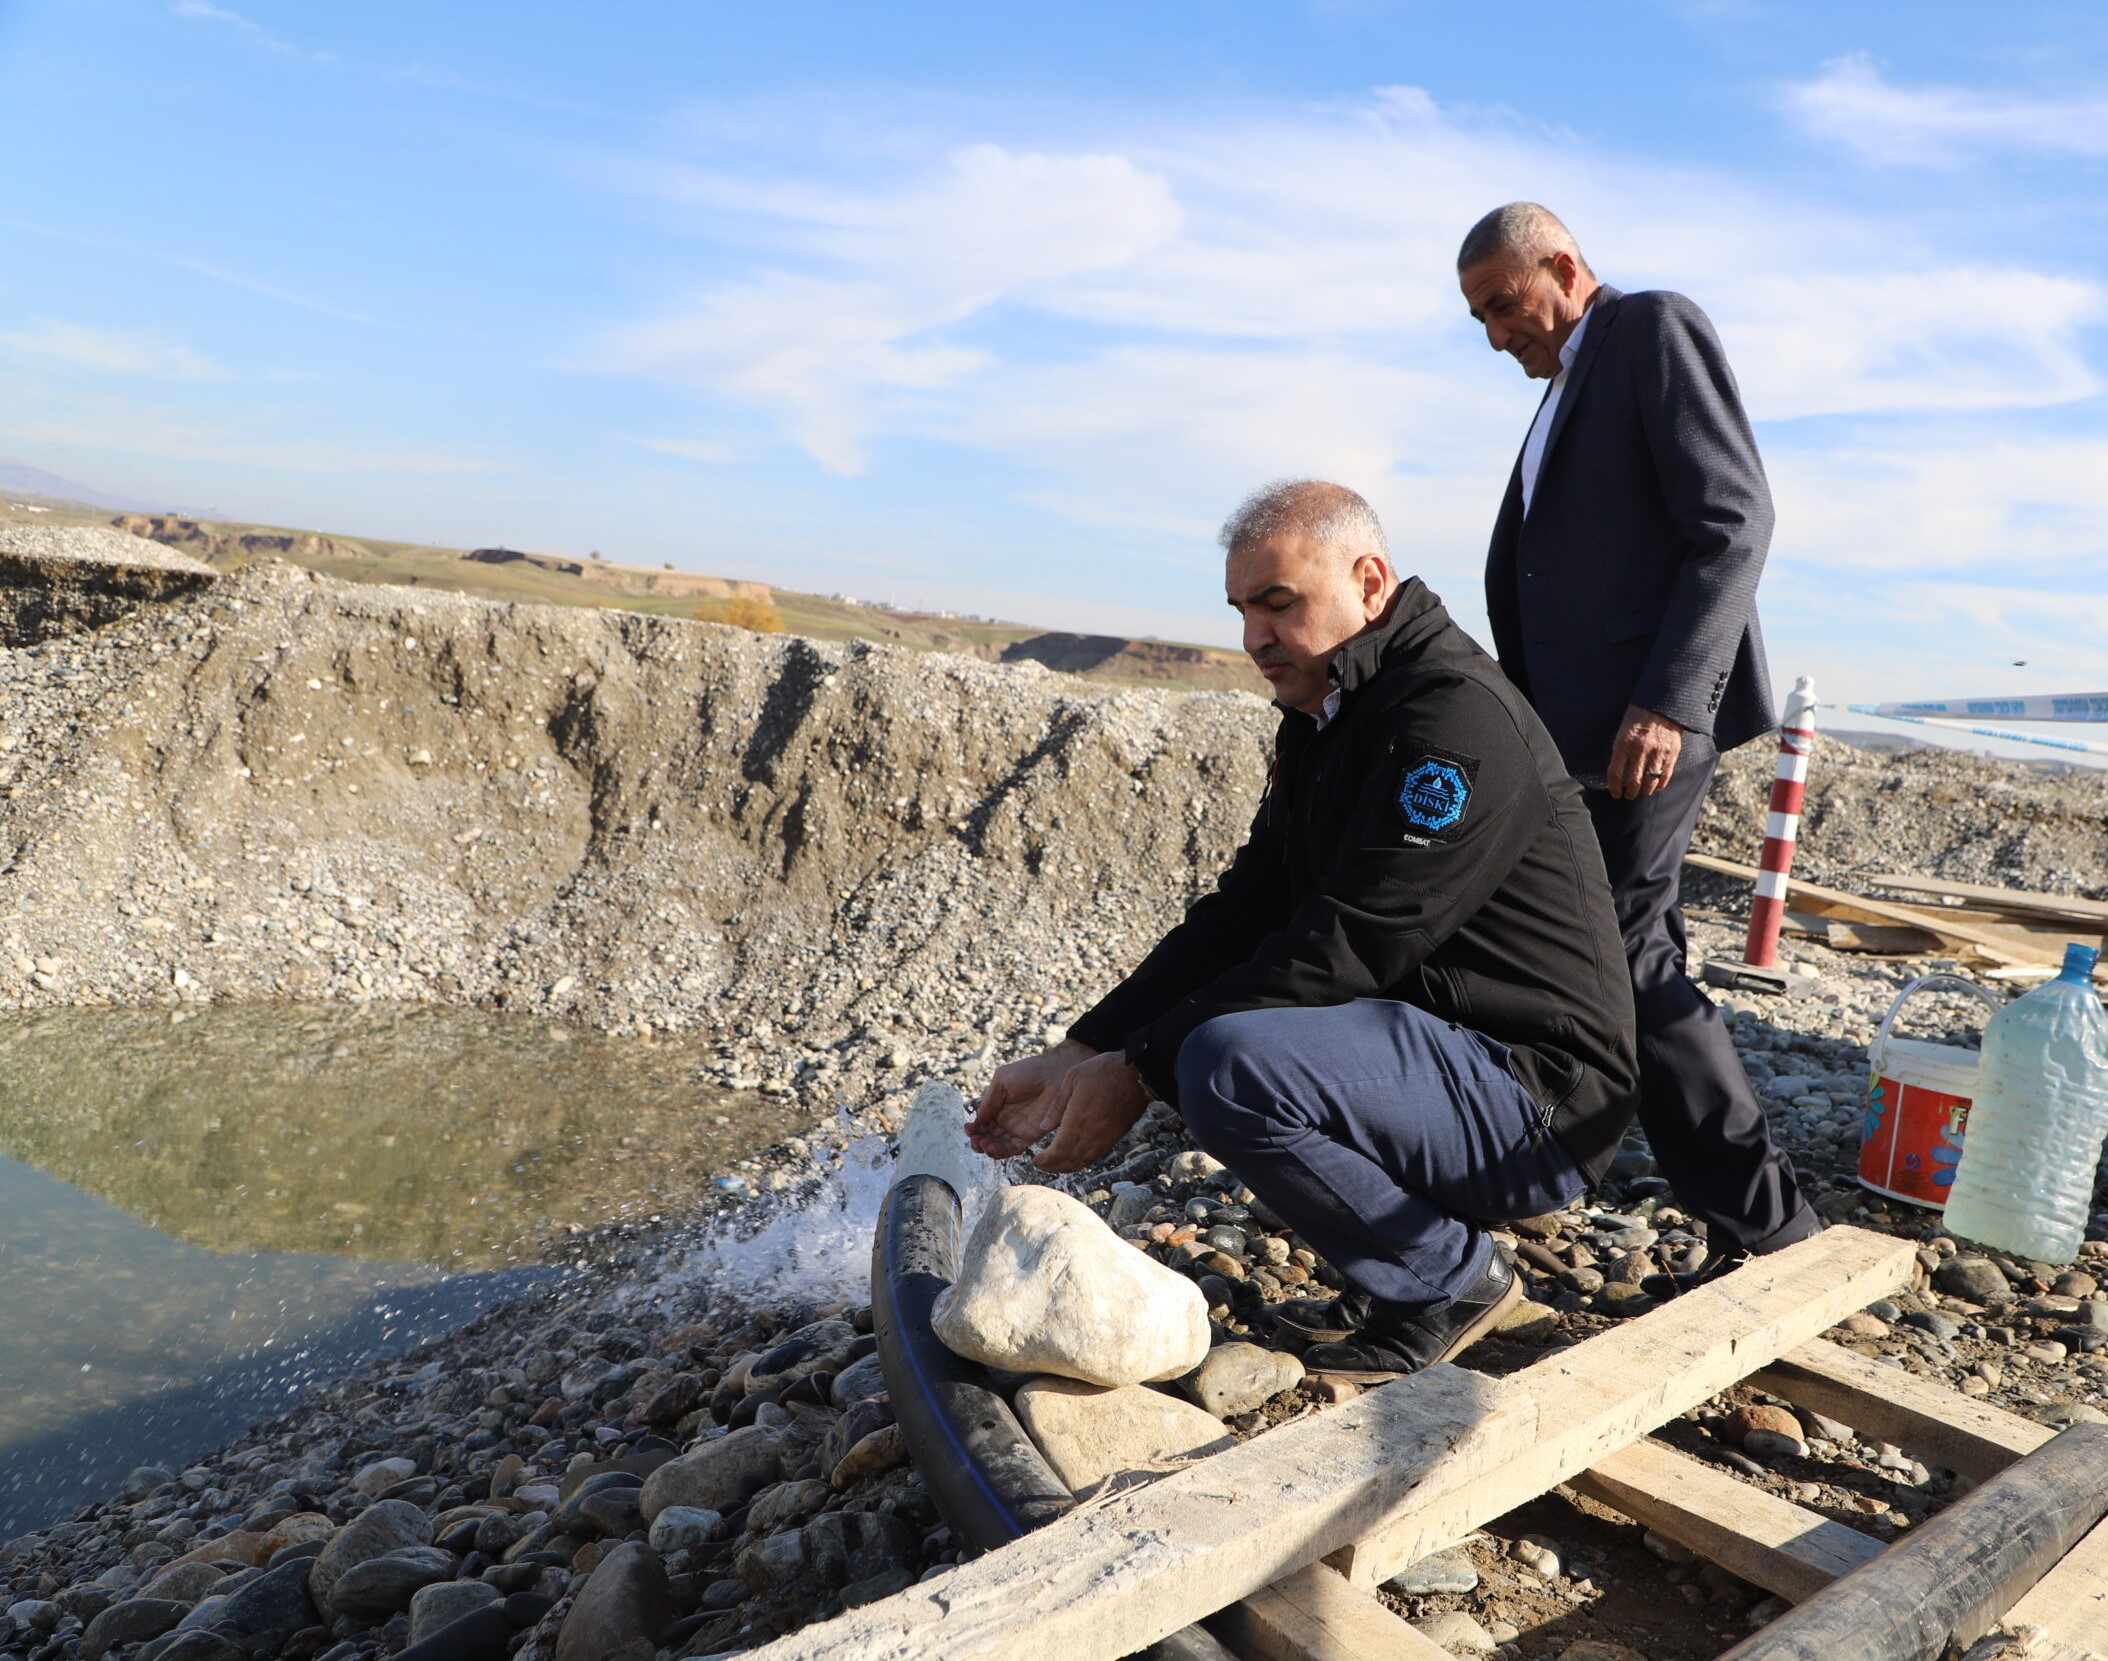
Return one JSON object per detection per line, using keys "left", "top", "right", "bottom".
{"left": 1530, "top": 284, "right": 1624, "bottom": 483}
{"left": 1271, "top": 576, "right": 1450, "bottom": 722}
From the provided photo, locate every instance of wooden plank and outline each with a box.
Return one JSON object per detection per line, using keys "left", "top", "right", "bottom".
{"left": 1684, "top": 852, "right": 2041, "bottom": 964}
{"left": 736, "top": 1361, "right": 1533, "bottom": 1661}
{"left": 1851, "top": 873, "right": 2108, "bottom": 927}
{"left": 1211, "top": 1563, "right": 1452, "bottom": 1661}
{"left": 744, "top": 1228, "right": 1911, "bottom": 1661}
{"left": 1747, "top": 1339, "right": 2051, "bottom": 1483}
{"left": 1332, "top": 1226, "right": 1915, "bottom": 1589}
{"left": 1785, "top": 912, "right": 1945, "bottom": 954}
{"left": 2003, "top": 1513, "right": 2108, "bottom": 1651}
{"left": 1570, "top": 1437, "right": 1882, "bottom": 1603}
{"left": 1716, "top": 1424, "right": 2108, "bottom": 1661}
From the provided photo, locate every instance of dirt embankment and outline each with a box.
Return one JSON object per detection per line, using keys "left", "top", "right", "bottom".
{"left": 0, "top": 545, "right": 1274, "bottom": 1114}
{"left": 1700, "top": 734, "right": 2108, "bottom": 901}
{"left": 111, "top": 513, "right": 379, "bottom": 566}
{"left": 999, "top": 631, "right": 1265, "bottom": 695}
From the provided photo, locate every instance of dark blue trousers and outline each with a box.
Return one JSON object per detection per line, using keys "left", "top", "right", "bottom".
{"left": 1175, "top": 999, "right": 1585, "bottom": 1313}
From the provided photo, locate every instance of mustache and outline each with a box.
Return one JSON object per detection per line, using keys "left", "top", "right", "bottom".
{"left": 1250, "top": 648, "right": 1291, "bottom": 667}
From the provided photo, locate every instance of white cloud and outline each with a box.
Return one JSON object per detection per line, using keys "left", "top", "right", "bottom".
{"left": 170, "top": 0, "right": 334, "bottom": 64}
{"left": 1784, "top": 55, "right": 2108, "bottom": 168}
{"left": 590, "top": 88, "right": 2103, "bottom": 493}
{"left": 637, "top": 437, "right": 736, "bottom": 464}
{"left": 1768, "top": 434, "right": 2108, "bottom": 576}
{"left": 594, "top": 144, "right": 1179, "bottom": 473}
{"left": 1722, "top": 270, "right": 2101, "bottom": 419}
{"left": 0, "top": 321, "right": 223, "bottom": 380}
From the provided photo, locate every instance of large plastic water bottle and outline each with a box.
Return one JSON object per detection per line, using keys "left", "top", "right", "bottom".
{"left": 1942, "top": 943, "right": 2108, "bottom": 1265}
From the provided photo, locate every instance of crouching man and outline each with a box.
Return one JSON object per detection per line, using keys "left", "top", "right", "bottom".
{"left": 968, "top": 480, "right": 1640, "bottom": 1379}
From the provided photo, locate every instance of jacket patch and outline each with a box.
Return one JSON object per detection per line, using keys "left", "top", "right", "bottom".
{"left": 1397, "top": 750, "right": 1478, "bottom": 840}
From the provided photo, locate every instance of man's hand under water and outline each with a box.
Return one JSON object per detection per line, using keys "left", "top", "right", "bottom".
{"left": 969, "top": 1040, "right": 1151, "bottom": 1173}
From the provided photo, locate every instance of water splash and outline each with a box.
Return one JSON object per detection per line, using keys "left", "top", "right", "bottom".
{"left": 628, "top": 1088, "right": 1011, "bottom": 1322}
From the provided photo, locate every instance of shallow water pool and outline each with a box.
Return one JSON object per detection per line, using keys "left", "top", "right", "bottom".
{"left": 0, "top": 1003, "right": 798, "bottom": 1535}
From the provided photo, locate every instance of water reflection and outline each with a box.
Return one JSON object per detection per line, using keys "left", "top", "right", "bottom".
{"left": 0, "top": 1004, "right": 796, "bottom": 1535}
{"left": 0, "top": 1003, "right": 796, "bottom": 1265}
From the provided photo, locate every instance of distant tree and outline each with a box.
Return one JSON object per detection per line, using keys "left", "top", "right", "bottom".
{"left": 590, "top": 550, "right": 603, "bottom": 561}
{"left": 695, "top": 595, "right": 784, "bottom": 633}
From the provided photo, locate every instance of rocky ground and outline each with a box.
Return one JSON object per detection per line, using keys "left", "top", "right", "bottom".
{"left": 3, "top": 531, "right": 2106, "bottom": 1661}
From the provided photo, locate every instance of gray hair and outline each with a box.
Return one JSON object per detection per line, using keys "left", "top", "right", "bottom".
{"left": 1456, "top": 201, "right": 1593, "bottom": 276}
{"left": 1219, "top": 480, "right": 1388, "bottom": 564}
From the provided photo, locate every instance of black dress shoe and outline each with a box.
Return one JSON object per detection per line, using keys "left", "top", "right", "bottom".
{"left": 1638, "top": 1246, "right": 1749, "bottom": 1302}
{"left": 1268, "top": 1287, "right": 1373, "bottom": 1343}
{"left": 1300, "top": 1252, "right": 1523, "bottom": 1382}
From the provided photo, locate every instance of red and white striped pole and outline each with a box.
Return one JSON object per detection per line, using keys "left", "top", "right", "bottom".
{"left": 1744, "top": 675, "right": 1816, "bottom": 970}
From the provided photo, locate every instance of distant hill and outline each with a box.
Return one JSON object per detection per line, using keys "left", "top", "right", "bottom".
{"left": 0, "top": 458, "right": 174, "bottom": 516}
{"left": 0, "top": 494, "right": 1265, "bottom": 697}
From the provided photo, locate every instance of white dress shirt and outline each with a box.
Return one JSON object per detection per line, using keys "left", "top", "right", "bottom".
{"left": 1519, "top": 303, "right": 1593, "bottom": 516}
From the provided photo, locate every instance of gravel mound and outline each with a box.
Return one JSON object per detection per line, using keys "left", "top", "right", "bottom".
{"left": 0, "top": 523, "right": 215, "bottom": 576}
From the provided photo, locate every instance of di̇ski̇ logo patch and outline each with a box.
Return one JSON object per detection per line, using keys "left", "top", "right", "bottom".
{"left": 1396, "top": 749, "right": 1479, "bottom": 843}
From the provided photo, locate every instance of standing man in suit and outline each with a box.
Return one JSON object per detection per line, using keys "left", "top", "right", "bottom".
{"left": 1456, "top": 202, "right": 1818, "bottom": 1286}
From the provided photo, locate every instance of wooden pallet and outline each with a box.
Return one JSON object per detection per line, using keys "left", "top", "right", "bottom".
{"left": 744, "top": 1228, "right": 2108, "bottom": 1661}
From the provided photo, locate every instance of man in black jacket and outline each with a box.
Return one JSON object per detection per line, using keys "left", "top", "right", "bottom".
{"left": 968, "top": 480, "right": 1639, "bottom": 1378}
{"left": 1457, "top": 202, "right": 1818, "bottom": 1282}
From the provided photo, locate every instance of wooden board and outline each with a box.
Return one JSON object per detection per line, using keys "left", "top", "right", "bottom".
{"left": 1571, "top": 1436, "right": 1882, "bottom": 1603}
{"left": 1684, "top": 852, "right": 2051, "bottom": 965}
{"left": 1785, "top": 912, "right": 1945, "bottom": 954}
{"left": 1332, "top": 1228, "right": 1915, "bottom": 1588}
{"left": 736, "top": 1361, "right": 1533, "bottom": 1661}
{"left": 2002, "top": 1513, "right": 2108, "bottom": 1653}
{"left": 1747, "top": 1339, "right": 2052, "bottom": 1483}
{"left": 1211, "top": 1563, "right": 1453, "bottom": 1661}
{"left": 1850, "top": 873, "right": 2108, "bottom": 928}
{"left": 1713, "top": 1424, "right": 2108, "bottom": 1661}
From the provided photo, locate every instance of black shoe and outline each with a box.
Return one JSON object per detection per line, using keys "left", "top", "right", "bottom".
{"left": 1639, "top": 1246, "right": 1750, "bottom": 1302}
{"left": 1300, "top": 1252, "right": 1523, "bottom": 1382}
{"left": 1268, "top": 1287, "right": 1374, "bottom": 1344}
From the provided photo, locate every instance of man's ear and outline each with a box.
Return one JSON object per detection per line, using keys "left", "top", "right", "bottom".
{"left": 1356, "top": 553, "right": 1391, "bottom": 617}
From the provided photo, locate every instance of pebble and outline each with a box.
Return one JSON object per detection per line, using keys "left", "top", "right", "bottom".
{"left": 1384, "top": 1551, "right": 1479, "bottom": 1596}
{"left": 408, "top": 1579, "right": 502, "bottom": 1644}
{"left": 1508, "top": 1536, "right": 1561, "bottom": 1579}
{"left": 1184, "top": 1343, "right": 1305, "bottom": 1418}
{"left": 1933, "top": 1257, "right": 2013, "bottom": 1304}
{"left": 1741, "top": 1428, "right": 1809, "bottom": 1461}
{"left": 1413, "top": 1610, "right": 1496, "bottom": 1655}
{"left": 351, "top": 1456, "right": 419, "bottom": 1497}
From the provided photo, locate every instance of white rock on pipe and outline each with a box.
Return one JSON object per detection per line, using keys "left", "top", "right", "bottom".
{"left": 932, "top": 1185, "right": 1211, "bottom": 1385}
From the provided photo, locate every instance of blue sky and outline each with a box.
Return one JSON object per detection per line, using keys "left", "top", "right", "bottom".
{"left": 3, "top": 0, "right": 2106, "bottom": 728}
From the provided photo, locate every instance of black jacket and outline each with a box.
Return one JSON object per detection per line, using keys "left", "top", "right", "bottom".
{"left": 1486, "top": 286, "right": 1775, "bottom": 779}
{"left": 1069, "top": 581, "right": 1640, "bottom": 1185}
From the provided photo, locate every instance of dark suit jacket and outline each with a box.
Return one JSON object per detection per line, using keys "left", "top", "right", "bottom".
{"left": 1484, "top": 284, "right": 1775, "bottom": 779}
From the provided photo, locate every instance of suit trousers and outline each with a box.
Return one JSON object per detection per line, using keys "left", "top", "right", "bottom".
{"left": 1583, "top": 753, "right": 1819, "bottom": 1253}
{"left": 1175, "top": 1000, "right": 1585, "bottom": 1313}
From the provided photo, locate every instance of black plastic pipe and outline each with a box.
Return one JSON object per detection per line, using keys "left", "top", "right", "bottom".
{"left": 871, "top": 1171, "right": 1238, "bottom": 1661}
{"left": 871, "top": 1171, "right": 1074, "bottom": 1546}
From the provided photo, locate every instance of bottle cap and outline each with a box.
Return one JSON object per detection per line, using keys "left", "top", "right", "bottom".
{"left": 2063, "top": 942, "right": 2100, "bottom": 982}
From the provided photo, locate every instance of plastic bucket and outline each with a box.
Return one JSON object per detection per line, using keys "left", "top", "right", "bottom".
{"left": 1860, "top": 973, "right": 2001, "bottom": 1208}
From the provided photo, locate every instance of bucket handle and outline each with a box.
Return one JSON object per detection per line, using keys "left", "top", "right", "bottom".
{"left": 1871, "top": 973, "right": 2002, "bottom": 1072}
